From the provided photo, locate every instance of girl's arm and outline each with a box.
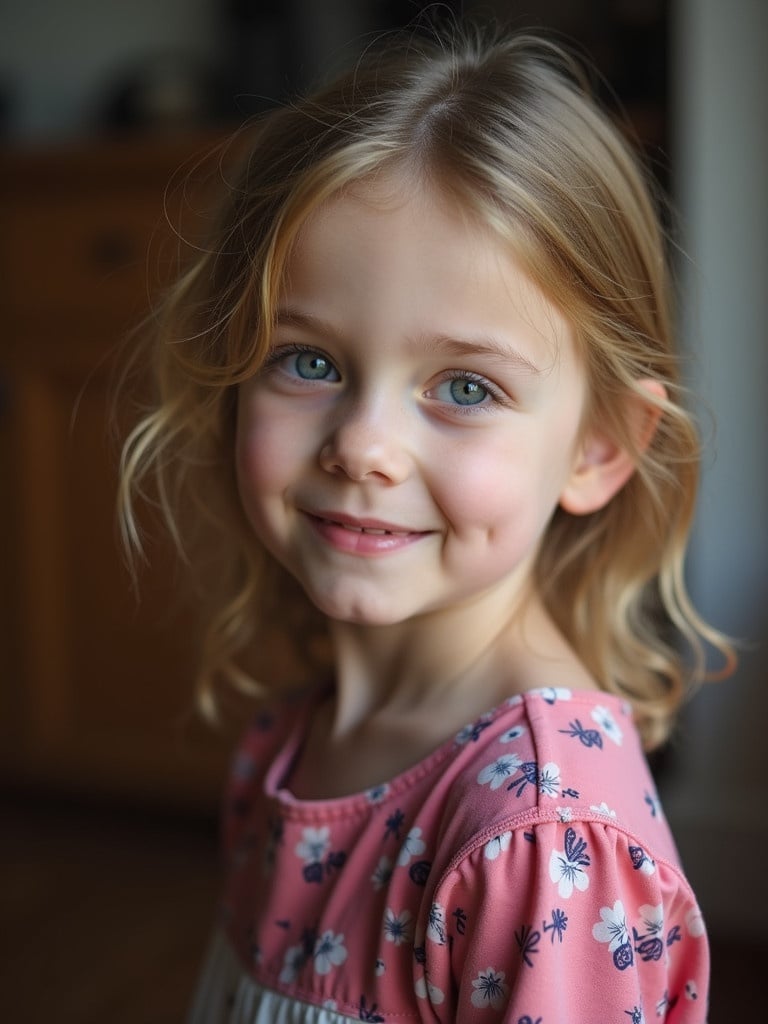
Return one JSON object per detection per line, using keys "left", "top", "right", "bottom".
{"left": 420, "top": 818, "right": 708, "bottom": 1023}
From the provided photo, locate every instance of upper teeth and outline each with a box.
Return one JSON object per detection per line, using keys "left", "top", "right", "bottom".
{"left": 331, "top": 520, "right": 407, "bottom": 536}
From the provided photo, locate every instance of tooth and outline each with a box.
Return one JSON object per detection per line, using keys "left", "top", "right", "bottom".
{"left": 321, "top": 518, "right": 412, "bottom": 535}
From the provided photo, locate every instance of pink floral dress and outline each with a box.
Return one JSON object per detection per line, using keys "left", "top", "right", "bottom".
{"left": 188, "top": 687, "right": 708, "bottom": 1023}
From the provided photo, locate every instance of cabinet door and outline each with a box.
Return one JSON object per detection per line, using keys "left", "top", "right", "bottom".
{"left": 0, "top": 141, "right": 236, "bottom": 808}
{"left": 14, "top": 360, "right": 232, "bottom": 804}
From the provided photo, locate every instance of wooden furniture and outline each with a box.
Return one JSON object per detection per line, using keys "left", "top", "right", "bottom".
{"left": 0, "top": 136, "right": 238, "bottom": 809}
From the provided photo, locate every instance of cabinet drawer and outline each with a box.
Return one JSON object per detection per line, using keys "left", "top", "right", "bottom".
{"left": 3, "top": 193, "right": 177, "bottom": 321}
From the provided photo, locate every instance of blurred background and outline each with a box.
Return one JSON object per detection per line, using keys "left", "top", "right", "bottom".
{"left": 0, "top": 0, "right": 765, "bottom": 1020}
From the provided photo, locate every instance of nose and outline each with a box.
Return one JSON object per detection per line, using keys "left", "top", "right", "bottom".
{"left": 319, "top": 396, "right": 412, "bottom": 484}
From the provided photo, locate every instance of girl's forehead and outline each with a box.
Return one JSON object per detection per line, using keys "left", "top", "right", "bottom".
{"left": 319, "top": 168, "right": 480, "bottom": 228}
{"left": 286, "top": 173, "right": 574, "bottom": 367}
{"left": 297, "top": 170, "right": 432, "bottom": 237}
{"left": 298, "top": 170, "right": 548, "bottom": 305}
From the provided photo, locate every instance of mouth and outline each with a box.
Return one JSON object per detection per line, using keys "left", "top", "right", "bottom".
{"left": 303, "top": 510, "right": 430, "bottom": 554}
{"left": 316, "top": 516, "right": 412, "bottom": 537}
{"left": 309, "top": 511, "right": 421, "bottom": 536}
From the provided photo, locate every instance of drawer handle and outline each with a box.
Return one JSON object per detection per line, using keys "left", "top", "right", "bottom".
{"left": 88, "top": 231, "right": 139, "bottom": 270}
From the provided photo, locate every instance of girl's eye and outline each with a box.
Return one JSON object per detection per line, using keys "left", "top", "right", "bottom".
{"left": 445, "top": 378, "right": 489, "bottom": 406}
{"left": 294, "top": 349, "right": 338, "bottom": 381}
{"left": 432, "top": 374, "right": 496, "bottom": 408}
{"left": 266, "top": 345, "right": 340, "bottom": 382}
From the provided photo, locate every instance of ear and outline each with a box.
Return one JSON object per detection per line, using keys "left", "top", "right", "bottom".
{"left": 559, "top": 379, "right": 666, "bottom": 516}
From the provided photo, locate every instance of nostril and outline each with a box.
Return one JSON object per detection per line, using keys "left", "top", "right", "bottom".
{"left": 318, "top": 428, "right": 409, "bottom": 484}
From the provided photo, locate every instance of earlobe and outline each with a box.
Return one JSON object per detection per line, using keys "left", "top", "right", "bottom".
{"left": 559, "top": 379, "right": 666, "bottom": 517}
{"left": 559, "top": 433, "right": 637, "bottom": 516}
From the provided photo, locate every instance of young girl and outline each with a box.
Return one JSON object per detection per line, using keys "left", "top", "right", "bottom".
{"left": 120, "top": 26, "right": 733, "bottom": 1024}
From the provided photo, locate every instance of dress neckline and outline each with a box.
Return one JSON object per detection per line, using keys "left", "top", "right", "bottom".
{"left": 263, "top": 686, "right": 629, "bottom": 820}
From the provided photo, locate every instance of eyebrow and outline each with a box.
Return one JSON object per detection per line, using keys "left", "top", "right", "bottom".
{"left": 275, "top": 307, "right": 543, "bottom": 376}
{"left": 420, "top": 334, "right": 543, "bottom": 376}
{"left": 275, "top": 307, "right": 336, "bottom": 336}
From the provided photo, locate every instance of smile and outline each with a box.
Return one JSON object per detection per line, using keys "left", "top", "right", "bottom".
{"left": 319, "top": 518, "right": 411, "bottom": 537}
{"left": 304, "top": 511, "right": 429, "bottom": 555}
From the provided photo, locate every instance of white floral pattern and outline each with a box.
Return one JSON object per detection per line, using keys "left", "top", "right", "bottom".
{"left": 455, "top": 716, "right": 493, "bottom": 745}
{"left": 279, "top": 944, "right": 305, "bottom": 985}
{"left": 383, "top": 908, "right": 413, "bottom": 946}
{"left": 295, "top": 826, "right": 330, "bottom": 865}
{"left": 470, "top": 967, "right": 509, "bottom": 1009}
{"left": 536, "top": 687, "right": 572, "bottom": 704}
{"left": 549, "top": 827, "right": 590, "bottom": 898}
{"left": 477, "top": 754, "right": 522, "bottom": 790}
{"left": 538, "top": 761, "right": 561, "bottom": 797}
{"left": 630, "top": 844, "right": 656, "bottom": 875}
{"left": 591, "top": 704, "right": 623, "bottom": 745}
{"left": 397, "top": 827, "right": 426, "bottom": 866}
{"left": 484, "top": 831, "right": 512, "bottom": 860}
{"left": 427, "top": 902, "right": 447, "bottom": 945}
{"left": 656, "top": 991, "right": 673, "bottom": 1016}
{"left": 370, "top": 855, "right": 393, "bottom": 891}
{"left": 313, "top": 930, "right": 347, "bottom": 975}
{"left": 366, "top": 783, "right": 390, "bottom": 804}
{"left": 592, "top": 900, "right": 629, "bottom": 952}
{"left": 590, "top": 801, "right": 617, "bottom": 818}
{"left": 686, "top": 906, "right": 706, "bottom": 938}
{"left": 415, "top": 976, "right": 445, "bottom": 1004}
{"left": 638, "top": 903, "right": 664, "bottom": 936}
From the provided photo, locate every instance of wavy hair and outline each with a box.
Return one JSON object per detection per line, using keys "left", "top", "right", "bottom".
{"left": 119, "top": 26, "right": 734, "bottom": 747}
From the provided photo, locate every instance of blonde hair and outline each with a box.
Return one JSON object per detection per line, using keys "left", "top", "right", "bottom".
{"left": 119, "top": 27, "right": 733, "bottom": 749}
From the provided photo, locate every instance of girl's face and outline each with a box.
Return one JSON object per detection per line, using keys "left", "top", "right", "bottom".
{"left": 236, "top": 180, "right": 590, "bottom": 628}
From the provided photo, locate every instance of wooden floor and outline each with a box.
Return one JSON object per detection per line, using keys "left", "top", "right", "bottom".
{"left": 0, "top": 792, "right": 762, "bottom": 1022}
{"left": 0, "top": 794, "right": 220, "bottom": 1023}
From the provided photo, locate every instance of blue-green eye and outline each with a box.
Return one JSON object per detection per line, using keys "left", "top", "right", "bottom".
{"left": 445, "top": 377, "right": 489, "bottom": 406}
{"left": 294, "top": 350, "right": 338, "bottom": 380}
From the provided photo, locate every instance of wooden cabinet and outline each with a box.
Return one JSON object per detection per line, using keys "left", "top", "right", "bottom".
{"left": 0, "top": 137, "right": 237, "bottom": 809}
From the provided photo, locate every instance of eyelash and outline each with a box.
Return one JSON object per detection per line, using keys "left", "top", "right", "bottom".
{"left": 262, "top": 344, "right": 512, "bottom": 410}
{"left": 263, "top": 343, "right": 324, "bottom": 367}
{"left": 261, "top": 343, "right": 338, "bottom": 380}
{"left": 429, "top": 370, "right": 512, "bottom": 412}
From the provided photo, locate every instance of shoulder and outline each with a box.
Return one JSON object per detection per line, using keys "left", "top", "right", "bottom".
{"left": 223, "top": 688, "right": 316, "bottom": 854}
{"left": 411, "top": 691, "right": 708, "bottom": 1019}
{"left": 228, "top": 690, "right": 311, "bottom": 790}
{"left": 418, "top": 813, "right": 707, "bottom": 1021}
{"left": 432, "top": 687, "right": 677, "bottom": 868}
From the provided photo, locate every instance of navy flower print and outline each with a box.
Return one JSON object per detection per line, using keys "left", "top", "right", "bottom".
{"left": 592, "top": 900, "right": 634, "bottom": 970}
{"left": 549, "top": 827, "right": 591, "bottom": 898}
{"left": 559, "top": 718, "right": 603, "bottom": 748}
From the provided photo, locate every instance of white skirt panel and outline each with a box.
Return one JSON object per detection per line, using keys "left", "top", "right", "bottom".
{"left": 187, "top": 931, "right": 359, "bottom": 1024}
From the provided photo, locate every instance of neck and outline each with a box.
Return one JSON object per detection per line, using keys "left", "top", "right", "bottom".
{"left": 323, "top": 585, "right": 592, "bottom": 741}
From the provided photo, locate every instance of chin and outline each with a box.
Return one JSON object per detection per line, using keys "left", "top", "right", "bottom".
{"left": 325, "top": 605, "right": 406, "bottom": 628}
{"left": 307, "top": 588, "right": 408, "bottom": 628}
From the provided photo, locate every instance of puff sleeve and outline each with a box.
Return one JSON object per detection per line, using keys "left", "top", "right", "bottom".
{"left": 417, "top": 818, "right": 708, "bottom": 1023}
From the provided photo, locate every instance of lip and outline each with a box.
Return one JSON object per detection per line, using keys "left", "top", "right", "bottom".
{"left": 302, "top": 509, "right": 431, "bottom": 556}
{"left": 309, "top": 510, "right": 418, "bottom": 534}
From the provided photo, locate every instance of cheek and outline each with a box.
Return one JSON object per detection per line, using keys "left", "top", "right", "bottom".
{"left": 434, "top": 434, "right": 571, "bottom": 541}
{"left": 435, "top": 443, "right": 526, "bottom": 530}
{"left": 234, "top": 404, "right": 291, "bottom": 517}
